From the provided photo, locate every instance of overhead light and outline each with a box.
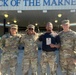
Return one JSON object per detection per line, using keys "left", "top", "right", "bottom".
{"left": 35, "top": 23, "right": 38, "bottom": 26}
{"left": 14, "top": 20, "right": 17, "bottom": 23}
{"left": 17, "top": 10, "right": 22, "bottom": 13}
{"left": 58, "top": 14, "right": 62, "bottom": 18}
{"left": 7, "top": 22, "right": 10, "bottom": 24}
{"left": 4, "top": 14, "right": 8, "bottom": 18}
{"left": 43, "top": 10, "right": 47, "bottom": 13}
{"left": 55, "top": 20, "right": 58, "bottom": 23}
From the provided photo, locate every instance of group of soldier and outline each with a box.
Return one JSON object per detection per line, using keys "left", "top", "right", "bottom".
{"left": 0, "top": 19, "right": 76, "bottom": 75}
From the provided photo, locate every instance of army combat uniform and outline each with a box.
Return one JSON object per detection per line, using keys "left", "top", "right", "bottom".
{"left": 0, "top": 33, "right": 21, "bottom": 75}
{"left": 59, "top": 30, "right": 76, "bottom": 75}
{"left": 21, "top": 33, "right": 39, "bottom": 75}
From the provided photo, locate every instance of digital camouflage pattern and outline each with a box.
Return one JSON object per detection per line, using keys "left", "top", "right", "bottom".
{"left": 59, "top": 30, "right": 76, "bottom": 75}
{"left": 20, "top": 33, "right": 39, "bottom": 75}
{"left": 41, "top": 51, "right": 57, "bottom": 75}
{"left": 0, "top": 33, "right": 21, "bottom": 75}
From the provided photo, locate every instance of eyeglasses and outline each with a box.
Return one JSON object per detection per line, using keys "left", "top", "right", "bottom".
{"left": 28, "top": 28, "right": 33, "bottom": 30}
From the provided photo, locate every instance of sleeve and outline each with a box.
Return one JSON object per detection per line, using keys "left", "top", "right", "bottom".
{"left": 55, "top": 35, "right": 61, "bottom": 44}
{"left": 0, "top": 35, "right": 6, "bottom": 50}
{"left": 20, "top": 35, "right": 25, "bottom": 45}
{"left": 17, "top": 34, "right": 22, "bottom": 46}
{"left": 35, "top": 33, "right": 42, "bottom": 50}
{"left": 74, "top": 33, "right": 76, "bottom": 56}
{"left": 38, "top": 34, "right": 44, "bottom": 41}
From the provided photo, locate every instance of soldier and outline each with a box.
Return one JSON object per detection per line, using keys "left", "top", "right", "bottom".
{"left": 20, "top": 24, "right": 39, "bottom": 75}
{"left": 0, "top": 24, "right": 21, "bottom": 75}
{"left": 38, "top": 22, "right": 60, "bottom": 75}
{"left": 59, "top": 20, "right": 76, "bottom": 75}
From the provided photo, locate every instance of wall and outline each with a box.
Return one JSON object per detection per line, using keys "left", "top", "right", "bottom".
{"left": 70, "top": 26, "right": 76, "bottom": 32}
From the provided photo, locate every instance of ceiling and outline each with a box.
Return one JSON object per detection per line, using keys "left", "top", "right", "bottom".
{"left": 0, "top": 10, "right": 76, "bottom": 28}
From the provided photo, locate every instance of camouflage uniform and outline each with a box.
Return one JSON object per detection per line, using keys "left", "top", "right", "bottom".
{"left": 21, "top": 32, "right": 39, "bottom": 75}
{"left": 59, "top": 30, "right": 76, "bottom": 75}
{"left": 0, "top": 25, "right": 21, "bottom": 75}
{"left": 41, "top": 51, "right": 57, "bottom": 75}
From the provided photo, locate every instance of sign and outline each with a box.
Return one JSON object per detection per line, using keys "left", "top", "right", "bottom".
{"left": 0, "top": 0, "right": 76, "bottom": 10}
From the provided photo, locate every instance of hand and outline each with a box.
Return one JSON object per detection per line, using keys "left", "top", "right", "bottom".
{"left": 73, "top": 59, "right": 76, "bottom": 65}
{"left": 33, "top": 31, "right": 36, "bottom": 35}
{"left": 49, "top": 44, "right": 55, "bottom": 48}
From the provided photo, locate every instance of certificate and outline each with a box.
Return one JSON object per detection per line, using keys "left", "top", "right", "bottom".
{"left": 46, "top": 38, "right": 51, "bottom": 45}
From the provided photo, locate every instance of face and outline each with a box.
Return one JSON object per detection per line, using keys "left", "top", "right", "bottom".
{"left": 62, "top": 24, "right": 70, "bottom": 31}
{"left": 10, "top": 28, "right": 18, "bottom": 35}
{"left": 27, "top": 28, "right": 34, "bottom": 34}
{"left": 46, "top": 23, "right": 53, "bottom": 31}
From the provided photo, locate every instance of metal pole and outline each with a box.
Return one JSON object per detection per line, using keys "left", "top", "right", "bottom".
{"left": 3, "top": 18, "right": 6, "bottom": 34}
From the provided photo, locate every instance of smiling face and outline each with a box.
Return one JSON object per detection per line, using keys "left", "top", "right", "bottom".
{"left": 10, "top": 28, "right": 18, "bottom": 35}
{"left": 27, "top": 28, "right": 34, "bottom": 34}
{"left": 61, "top": 20, "right": 70, "bottom": 32}
{"left": 27, "top": 24, "right": 35, "bottom": 35}
{"left": 62, "top": 23, "right": 70, "bottom": 31}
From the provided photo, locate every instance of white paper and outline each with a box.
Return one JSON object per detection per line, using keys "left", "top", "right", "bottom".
{"left": 46, "top": 38, "right": 51, "bottom": 45}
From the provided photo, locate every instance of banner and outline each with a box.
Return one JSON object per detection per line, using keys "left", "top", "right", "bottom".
{"left": 0, "top": 0, "right": 76, "bottom": 10}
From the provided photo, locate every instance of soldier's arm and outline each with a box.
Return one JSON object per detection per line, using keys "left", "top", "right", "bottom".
{"left": 17, "top": 34, "right": 21, "bottom": 44}
{"left": 17, "top": 34, "right": 22, "bottom": 49}
{"left": 73, "top": 37, "right": 76, "bottom": 64}
{"left": 38, "top": 33, "right": 44, "bottom": 42}
{"left": 19, "top": 35, "right": 25, "bottom": 46}
{"left": 34, "top": 33, "right": 39, "bottom": 51}
{"left": 74, "top": 34, "right": 76, "bottom": 56}
{"left": 0, "top": 35, "right": 6, "bottom": 50}
{"left": 36, "top": 33, "right": 43, "bottom": 50}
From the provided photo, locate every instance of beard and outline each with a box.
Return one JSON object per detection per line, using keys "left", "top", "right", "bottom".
{"left": 47, "top": 29, "right": 51, "bottom": 32}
